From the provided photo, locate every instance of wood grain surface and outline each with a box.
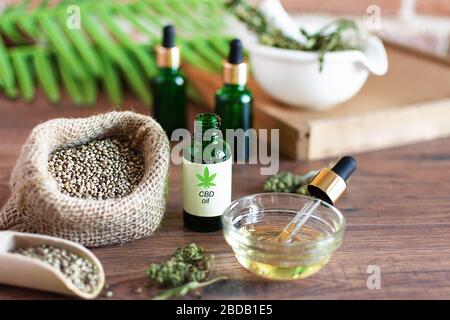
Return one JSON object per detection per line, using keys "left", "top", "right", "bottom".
{"left": 1, "top": 91, "right": 450, "bottom": 300}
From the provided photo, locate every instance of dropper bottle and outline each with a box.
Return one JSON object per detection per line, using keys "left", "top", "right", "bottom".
{"left": 277, "top": 156, "right": 356, "bottom": 243}
{"left": 151, "top": 25, "right": 187, "bottom": 136}
{"left": 183, "top": 113, "right": 232, "bottom": 232}
{"left": 215, "top": 39, "right": 253, "bottom": 162}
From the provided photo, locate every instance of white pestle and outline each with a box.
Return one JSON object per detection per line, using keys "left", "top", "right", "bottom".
{"left": 0, "top": 231, "right": 105, "bottom": 299}
{"left": 258, "top": 0, "right": 307, "bottom": 45}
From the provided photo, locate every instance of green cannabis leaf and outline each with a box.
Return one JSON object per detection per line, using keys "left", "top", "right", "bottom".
{"left": 196, "top": 167, "right": 217, "bottom": 189}
{"left": 0, "top": 0, "right": 231, "bottom": 106}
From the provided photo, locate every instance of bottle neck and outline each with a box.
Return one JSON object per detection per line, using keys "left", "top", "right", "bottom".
{"left": 159, "top": 66, "right": 180, "bottom": 74}
{"left": 223, "top": 83, "right": 246, "bottom": 90}
{"left": 193, "top": 114, "right": 222, "bottom": 143}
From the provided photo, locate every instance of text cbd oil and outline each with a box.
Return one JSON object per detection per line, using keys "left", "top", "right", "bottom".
{"left": 183, "top": 113, "right": 232, "bottom": 232}
{"left": 151, "top": 25, "right": 187, "bottom": 136}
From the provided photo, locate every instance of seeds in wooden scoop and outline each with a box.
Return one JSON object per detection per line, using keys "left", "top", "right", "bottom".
{"left": 13, "top": 245, "right": 101, "bottom": 293}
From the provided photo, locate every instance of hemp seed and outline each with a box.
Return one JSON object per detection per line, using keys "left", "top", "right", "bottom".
{"left": 48, "top": 137, "right": 144, "bottom": 200}
{"left": 13, "top": 245, "right": 101, "bottom": 293}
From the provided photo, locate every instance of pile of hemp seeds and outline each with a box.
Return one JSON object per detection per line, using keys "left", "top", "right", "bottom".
{"left": 13, "top": 245, "right": 101, "bottom": 293}
{"left": 48, "top": 137, "right": 144, "bottom": 200}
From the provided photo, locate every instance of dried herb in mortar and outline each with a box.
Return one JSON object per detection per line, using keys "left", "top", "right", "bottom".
{"left": 226, "top": 0, "right": 361, "bottom": 71}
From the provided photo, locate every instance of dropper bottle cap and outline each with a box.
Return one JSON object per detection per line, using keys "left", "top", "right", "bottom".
{"left": 228, "top": 39, "right": 244, "bottom": 64}
{"left": 156, "top": 24, "right": 181, "bottom": 69}
{"left": 307, "top": 156, "right": 356, "bottom": 205}
{"left": 162, "top": 25, "right": 175, "bottom": 48}
{"left": 223, "top": 39, "right": 248, "bottom": 85}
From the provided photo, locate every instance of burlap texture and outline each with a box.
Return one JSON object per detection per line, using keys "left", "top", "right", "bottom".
{"left": 0, "top": 111, "right": 170, "bottom": 247}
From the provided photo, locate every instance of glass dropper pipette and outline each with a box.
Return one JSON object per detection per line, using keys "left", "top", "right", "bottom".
{"left": 277, "top": 156, "right": 357, "bottom": 243}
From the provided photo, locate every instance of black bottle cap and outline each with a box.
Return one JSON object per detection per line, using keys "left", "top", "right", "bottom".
{"left": 162, "top": 25, "right": 175, "bottom": 48}
{"left": 227, "top": 39, "right": 244, "bottom": 64}
{"left": 331, "top": 156, "right": 356, "bottom": 181}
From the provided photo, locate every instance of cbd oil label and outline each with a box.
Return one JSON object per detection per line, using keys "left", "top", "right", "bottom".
{"left": 182, "top": 158, "right": 232, "bottom": 217}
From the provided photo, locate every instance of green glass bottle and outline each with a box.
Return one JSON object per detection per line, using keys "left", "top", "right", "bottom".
{"left": 215, "top": 39, "right": 253, "bottom": 161}
{"left": 183, "top": 113, "right": 232, "bottom": 232}
{"left": 151, "top": 25, "right": 187, "bottom": 136}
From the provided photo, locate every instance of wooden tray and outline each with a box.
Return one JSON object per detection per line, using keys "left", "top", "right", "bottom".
{"left": 185, "top": 41, "right": 450, "bottom": 160}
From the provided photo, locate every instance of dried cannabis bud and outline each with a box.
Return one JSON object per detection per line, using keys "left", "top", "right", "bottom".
{"left": 263, "top": 172, "right": 303, "bottom": 193}
{"left": 263, "top": 170, "right": 318, "bottom": 194}
{"left": 147, "top": 243, "right": 227, "bottom": 300}
{"left": 147, "top": 243, "right": 213, "bottom": 287}
{"left": 226, "top": 0, "right": 360, "bottom": 71}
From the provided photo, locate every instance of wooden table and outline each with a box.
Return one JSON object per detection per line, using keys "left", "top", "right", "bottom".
{"left": 1, "top": 92, "right": 450, "bottom": 300}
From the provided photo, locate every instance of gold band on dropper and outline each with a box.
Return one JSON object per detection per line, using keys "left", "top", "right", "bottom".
{"left": 223, "top": 61, "right": 247, "bottom": 85}
{"left": 156, "top": 46, "right": 180, "bottom": 69}
{"left": 308, "top": 168, "right": 347, "bottom": 204}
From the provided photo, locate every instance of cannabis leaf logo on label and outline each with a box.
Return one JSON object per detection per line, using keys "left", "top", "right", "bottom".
{"left": 196, "top": 167, "right": 216, "bottom": 189}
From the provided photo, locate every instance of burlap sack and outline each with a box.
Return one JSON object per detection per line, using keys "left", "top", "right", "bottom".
{"left": 0, "top": 111, "right": 170, "bottom": 247}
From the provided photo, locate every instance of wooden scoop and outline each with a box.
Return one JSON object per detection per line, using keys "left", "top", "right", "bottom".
{"left": 0, "top": 231, "right": 105, "bottom": 299}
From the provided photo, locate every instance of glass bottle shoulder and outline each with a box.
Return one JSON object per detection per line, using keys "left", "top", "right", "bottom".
{"left": 153, "top": 68, "right": 186, "bottom": 86}
{"left": 215, "top": 85, "right": 253, "bottom": 103}
{"left": 184, "top": 138, "right": 231, "bottom": 164}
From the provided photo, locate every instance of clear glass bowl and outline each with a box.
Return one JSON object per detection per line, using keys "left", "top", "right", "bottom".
{"left": 222, "top": 193, "right": 345, "bottom": 280}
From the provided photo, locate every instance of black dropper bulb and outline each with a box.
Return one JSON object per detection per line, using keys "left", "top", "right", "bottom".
{"left": 227, "top": 39, "right": 244, "bottom": 64}
{"left": 162, "top": 25, "right": 175, "bottom": 48}
{"left": 331, "top": 156, "right": 356, "bottom": 181}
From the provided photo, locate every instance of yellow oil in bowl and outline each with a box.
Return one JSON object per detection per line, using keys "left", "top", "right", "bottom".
{"left": 237, "top": 224, "right": 330, "bottom": 280}
{"left": 222, "top": 193, "right": 345, "bottom": 281}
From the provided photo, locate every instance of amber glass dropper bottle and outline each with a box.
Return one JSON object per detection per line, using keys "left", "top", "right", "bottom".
{"left": 151, "top": 25, "right": 187, "bottom": 136}
{"left": 215, "top": 39, "right": 253, "bottom": 162}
